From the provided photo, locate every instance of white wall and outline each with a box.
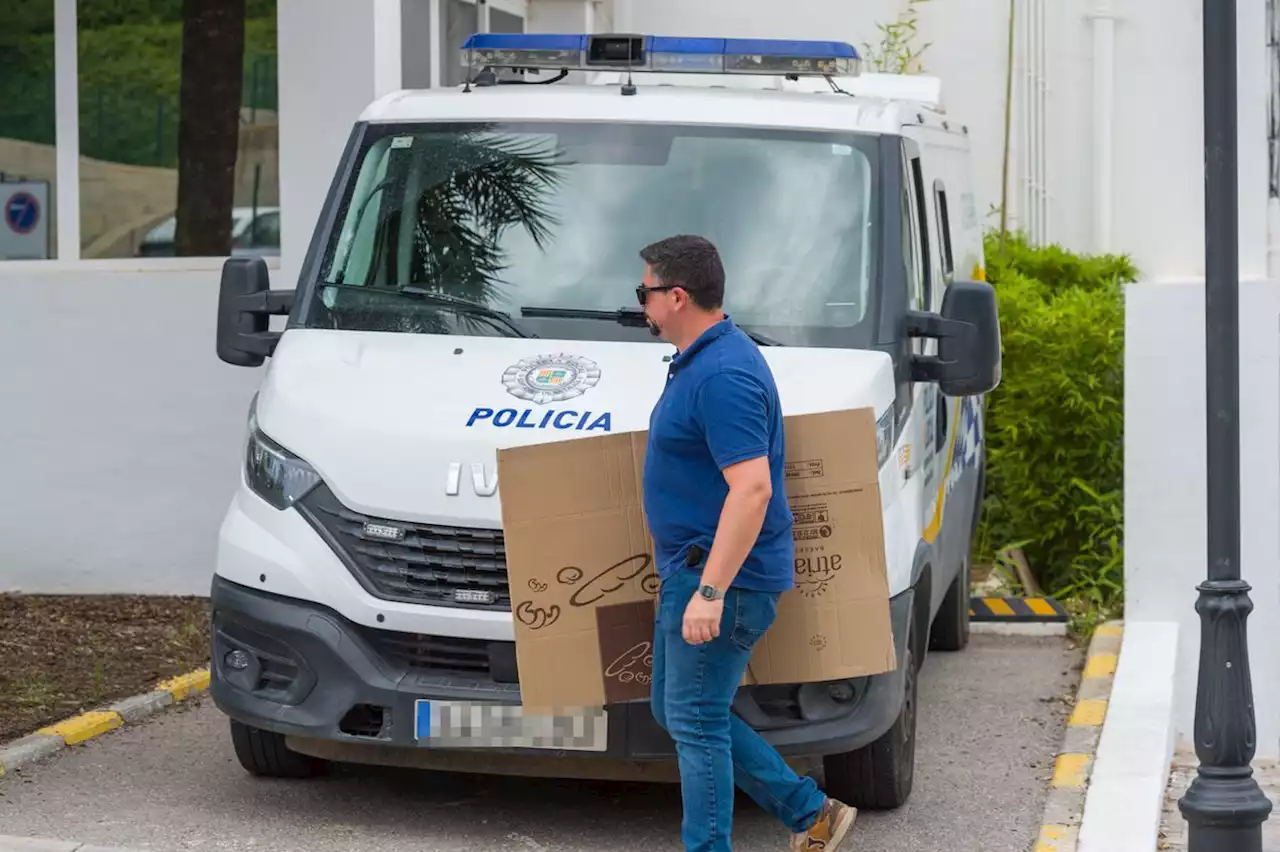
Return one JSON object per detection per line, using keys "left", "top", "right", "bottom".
{"left": 1105, "top": 0, "right": 1270, "bottom": 281}
{"left": 527, "top": 0, "right": 606, "bottom": 33}
{"left": 1114, "top": 0, "right": 1280, "bottom": 758}
{"left": 1124, "top": 279, "right": 1280, "bottom": 760}
{"left": 277, "top": 0, "right": 403, "bottom": 288}
{"left": 0, "top": 266, "right": 267, "bottom": 595}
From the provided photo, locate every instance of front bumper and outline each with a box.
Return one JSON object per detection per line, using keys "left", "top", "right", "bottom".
{"left": 209, "top": 574, "right": 913, "bottom": 760}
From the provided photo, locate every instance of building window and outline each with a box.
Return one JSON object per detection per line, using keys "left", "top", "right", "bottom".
{"left": 73, "top": 0, "right": 280, "bottom": 260}
{"left": 0, "top": 0, "right": 58, "bottom": 260}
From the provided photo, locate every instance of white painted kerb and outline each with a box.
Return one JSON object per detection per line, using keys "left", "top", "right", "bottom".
{"left": 1078, "top": 620, "right": 1181, "bottom": 852}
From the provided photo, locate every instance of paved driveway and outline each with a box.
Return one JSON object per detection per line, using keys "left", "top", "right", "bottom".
{"left": 0, "top": 634, "right": 1078, "bottom": 852}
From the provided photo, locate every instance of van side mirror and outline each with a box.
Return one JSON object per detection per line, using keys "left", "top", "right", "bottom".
{"left": 216, "top": 257, "right": 295, "bottom": 367}
{"left": 906, "top": 280, "right": 1002, "bottom": 396}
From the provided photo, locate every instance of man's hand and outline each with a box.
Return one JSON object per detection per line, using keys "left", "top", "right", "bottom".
{"left": 683, "top": 593, "right": 724, "bottom": 645}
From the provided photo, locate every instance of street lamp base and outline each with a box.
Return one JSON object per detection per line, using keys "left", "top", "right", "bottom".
{"left": 1179, "top": 771, "right": 1273, "bottom": 852}
{"left": 1177, "top": 578, "right": 1275, "bottom": 851}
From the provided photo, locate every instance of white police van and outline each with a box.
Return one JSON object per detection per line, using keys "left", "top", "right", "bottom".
{"left": 210, "top": 32, "right": 1000, "bottom": 810}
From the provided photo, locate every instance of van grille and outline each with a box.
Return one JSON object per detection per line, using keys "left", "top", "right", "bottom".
{"left": 356, "top": 626, "right": 520, "bottom": 682}
{"left": 298, "top": 485, "right": 511, "bottom": 611}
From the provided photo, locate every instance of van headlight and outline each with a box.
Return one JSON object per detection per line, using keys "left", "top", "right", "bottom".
{"left": 245, "top": 402, "right": 321, "bottom": 510}
{"left": 875, "top": 408, "right": 895, "bottom": 469}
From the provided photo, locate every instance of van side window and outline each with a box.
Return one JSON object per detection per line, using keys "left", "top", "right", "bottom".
{"left": 901, "top": 157, "right": 928, "bottom": 312}
{"left": 934, "top": 180, "right": 955, "bottom": 281}
{"left": 909, "top": 156, "right": 933, "bottom": 311}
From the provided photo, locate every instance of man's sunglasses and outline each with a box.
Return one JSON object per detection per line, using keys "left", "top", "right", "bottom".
{"left": 635, "top": 283, "right": 681, "bottom": 305}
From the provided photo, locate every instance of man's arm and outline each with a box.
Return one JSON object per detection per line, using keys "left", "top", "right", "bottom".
{"left": 698, "top": 456, "right": 772, "bottom": 592}
{"left": 680, "top": 369, "right": 774, "bottom": 644}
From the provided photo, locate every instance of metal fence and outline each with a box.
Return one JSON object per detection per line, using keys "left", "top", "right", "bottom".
{"left": 0, "top": 52, "right": 277, "bottom": 170}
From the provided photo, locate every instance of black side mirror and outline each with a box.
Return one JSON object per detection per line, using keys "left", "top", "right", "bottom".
{"left": 906, "top": 280, "right": 1002, "bottom": 396}
{"left": 216, "top": 257, "right": 295, "bottom": 367}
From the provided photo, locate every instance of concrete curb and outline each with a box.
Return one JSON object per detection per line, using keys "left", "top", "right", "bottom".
{"left": 1032, "top": 620, "right": 1123, "bottom": 852}
{"left": 1076, "top": 620, "right": 1180, "bottom": 852}
{"left": 0, "top": 669, "right": 210, "bottom": 778}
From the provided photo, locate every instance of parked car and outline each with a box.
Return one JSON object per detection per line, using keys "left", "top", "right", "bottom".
{"left": 136, "top": 206, "right": 280, "bottom": 257}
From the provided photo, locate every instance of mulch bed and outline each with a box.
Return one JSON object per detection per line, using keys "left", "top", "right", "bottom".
{"left": 0, "top": 594, "right": 211, "bottom": 745}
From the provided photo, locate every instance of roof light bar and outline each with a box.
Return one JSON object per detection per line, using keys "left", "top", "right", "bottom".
{"left": 459, "top": 33, "right": 861, "bottom": 78}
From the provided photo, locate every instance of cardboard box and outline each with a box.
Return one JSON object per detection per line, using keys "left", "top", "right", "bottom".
{"left": 496, "top": 406, "right": 897, "bottom": 712}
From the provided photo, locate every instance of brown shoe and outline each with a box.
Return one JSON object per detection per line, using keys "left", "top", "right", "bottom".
{"left": 789, "top": 797, "right": 857, "bottom": 852}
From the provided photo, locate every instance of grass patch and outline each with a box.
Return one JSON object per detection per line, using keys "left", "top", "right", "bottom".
{"left": 0, "top": 593, "right": 211, "bottom": 744}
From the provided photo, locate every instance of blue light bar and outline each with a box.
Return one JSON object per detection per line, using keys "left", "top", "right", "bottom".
{"left": 459, "top": 33, "right": 861, "bottom": 78}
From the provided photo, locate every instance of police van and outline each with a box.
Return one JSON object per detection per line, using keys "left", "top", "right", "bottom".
{"left": 210, "top": 32, "right": 1001, "bottom": 810}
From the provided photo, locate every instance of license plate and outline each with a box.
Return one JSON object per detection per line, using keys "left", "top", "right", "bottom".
{"left": 413, "top": 700, "right": 608, "bottom": 752}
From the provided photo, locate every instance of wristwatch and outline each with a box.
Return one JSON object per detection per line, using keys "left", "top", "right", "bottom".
{"left": 698, "top": 583, "right": 724, "bottom": 601}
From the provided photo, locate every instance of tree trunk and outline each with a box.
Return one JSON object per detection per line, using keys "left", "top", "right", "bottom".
{"left": 173, "top": 0, "right": 246, "bottom": 257}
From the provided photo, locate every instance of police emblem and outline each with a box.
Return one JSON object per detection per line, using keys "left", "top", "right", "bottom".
{"left": 502, "top": 353, "right": 602, "bottom": 404}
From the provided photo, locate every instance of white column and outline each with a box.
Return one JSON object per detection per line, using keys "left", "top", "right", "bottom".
{"left": 277, "top": 0, "right": 403, "bottom": 285}
{"left": 430, "top": 0, "right": 443, "bottom": 87}
{"left": 54, "top": 0, "right": 80, "bottom": 261}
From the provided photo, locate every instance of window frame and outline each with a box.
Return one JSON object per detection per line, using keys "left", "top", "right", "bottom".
{"left": 24, "top": 0, "right": 528, "bottom": 268}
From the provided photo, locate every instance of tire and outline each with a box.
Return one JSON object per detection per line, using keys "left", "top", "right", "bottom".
{"left": 929, "top": 553, "right": 971, "bottom": 652}
{"left": 229, "top": 720, "right": 329, "bottom": 779}
{"left": 821, "top": 641, "right": 919, "bottom": 810}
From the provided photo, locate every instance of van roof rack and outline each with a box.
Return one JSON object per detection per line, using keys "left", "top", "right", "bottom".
{"left": 459, "top": 33, "right": 861, "bottom": 84}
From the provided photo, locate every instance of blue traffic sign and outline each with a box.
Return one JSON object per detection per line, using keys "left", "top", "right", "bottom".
{"left": 5, "top": 191, "right": 40, "bottom": 235}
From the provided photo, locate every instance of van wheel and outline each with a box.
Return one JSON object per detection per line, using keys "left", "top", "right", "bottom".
{"left": 821, "top": 642, "right": 918, "bottom": 810}
{"left": 929, "top": 554, "right": 971, "bottom": 652}
{"left": 230, "top": 720, "right": 329, "bottom": 779}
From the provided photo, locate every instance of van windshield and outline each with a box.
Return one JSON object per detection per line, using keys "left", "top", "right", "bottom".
{"left": 306, "top": 120, "right": 881, "bottom": 348}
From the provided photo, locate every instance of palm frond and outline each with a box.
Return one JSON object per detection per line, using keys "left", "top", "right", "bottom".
{"left": 410, "top": 130, "right": 569, "bottom": 304}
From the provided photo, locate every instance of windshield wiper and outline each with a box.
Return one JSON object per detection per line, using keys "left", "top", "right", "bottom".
{"left": 520, "top": 306, "right": 783, "bottom": 346}
{"left": 322, "top": 283, "right": 537, "bottom": 338}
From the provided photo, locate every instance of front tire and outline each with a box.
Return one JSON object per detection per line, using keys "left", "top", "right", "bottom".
{"left": 821, "top": 641, "right": 919, "bottom": 810}
{"left": 230, "top": 720, "right": 329, "bottom": 779}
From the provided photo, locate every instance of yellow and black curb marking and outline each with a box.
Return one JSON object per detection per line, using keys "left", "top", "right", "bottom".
{"left": 969, "top": 595, "right": 1069, "bottom": 622}
{"left": 0, "top": 668, "right": 210, "bottom": 778}
{"left": 1033, "top": 620, "right": 1123, "bottom": 852}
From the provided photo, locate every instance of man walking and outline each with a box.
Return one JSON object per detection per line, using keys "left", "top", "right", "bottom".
{"left": 638, "top": 234, "right": 857, "bottom": 852}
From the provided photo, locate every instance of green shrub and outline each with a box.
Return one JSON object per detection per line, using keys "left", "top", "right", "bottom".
{"left": 0, "top": 12, "right": 278, "bottom": 168}
{"left": 976, "top": 232, "right": 1134, "bottom": 624}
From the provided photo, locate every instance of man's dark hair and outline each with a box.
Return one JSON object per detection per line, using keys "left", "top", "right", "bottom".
{"left": 639, "top": 234, "right": 725, "bottom": 310}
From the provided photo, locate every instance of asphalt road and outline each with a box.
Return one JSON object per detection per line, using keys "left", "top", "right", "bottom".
{"left": 0, "top": 634, "right": 1079, "bottom": 852}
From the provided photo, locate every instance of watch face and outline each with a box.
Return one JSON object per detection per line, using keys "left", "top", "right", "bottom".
{"left": 700, "top": 584, "right": 718, "bottom": 600}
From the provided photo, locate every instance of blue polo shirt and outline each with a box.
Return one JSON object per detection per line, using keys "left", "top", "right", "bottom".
{"left": 642, "top": 317, "right": 795, "bottom": 593}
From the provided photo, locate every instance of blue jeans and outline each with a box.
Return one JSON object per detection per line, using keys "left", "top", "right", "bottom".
{"left": 650, "top": 566, "right": 827, "bottom": 852}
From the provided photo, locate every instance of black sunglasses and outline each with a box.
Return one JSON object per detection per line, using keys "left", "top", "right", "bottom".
{"left": 635, "top": 283, "right": 681, "bottom": 305}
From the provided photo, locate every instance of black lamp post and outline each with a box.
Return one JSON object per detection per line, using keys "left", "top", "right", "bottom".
{"left": 1175, "top": 0, "right": 1275, "bottom": 849}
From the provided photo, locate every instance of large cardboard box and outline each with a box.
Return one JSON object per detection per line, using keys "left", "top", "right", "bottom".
{"left": 496, "top": 406, "right": 896, "bottom": 712}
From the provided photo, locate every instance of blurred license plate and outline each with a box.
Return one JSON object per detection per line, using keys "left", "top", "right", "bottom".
{"left": 413, "top": 700, "right": 608, "bottom": 752}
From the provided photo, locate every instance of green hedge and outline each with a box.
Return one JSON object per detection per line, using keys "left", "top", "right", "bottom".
{"left": 0, "top": 12, "right": 277, "bottom": 168}
{"left": 976, "top": 232, "right": 1133, "bottom": 628}
{"left": 5, "top": 0, "right": 278, "bottom": 37}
